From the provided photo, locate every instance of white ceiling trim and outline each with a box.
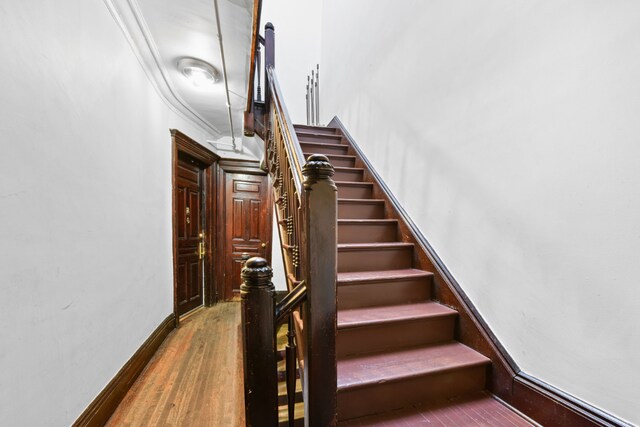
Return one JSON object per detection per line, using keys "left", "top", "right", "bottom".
{"left": 103, "top": 0, "right": 223, "bottom": 137}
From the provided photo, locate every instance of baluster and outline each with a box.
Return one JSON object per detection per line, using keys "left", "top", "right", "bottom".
{"left": 241, "top": 258, "right": 278, "bottom": 427}
{"left": 256, "top": 43, "right": 262, "bottom": 102}
{"left": 306, "top": 76, "right": 311, "bottom": 125}
{"left": 286, "top": 315, "right": 297, "bottom": 426}
{"left": 315, "top": 64, "right": 320, "bottom": 125}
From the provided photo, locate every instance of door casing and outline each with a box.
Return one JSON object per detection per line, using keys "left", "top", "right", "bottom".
{"left": 171, "top": 130, "right": 220, "bottom": 326}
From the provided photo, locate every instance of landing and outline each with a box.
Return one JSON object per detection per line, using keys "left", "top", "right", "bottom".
{"left": 341, "top": 392, "right": 537, "bottom": 426}
{"left": 106, "top": 303, "right": 245, "bottom": 426}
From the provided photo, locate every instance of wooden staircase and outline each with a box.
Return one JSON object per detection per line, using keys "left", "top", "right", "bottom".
{"left": 295, "top": 124, "right": 535, "bottom": 425}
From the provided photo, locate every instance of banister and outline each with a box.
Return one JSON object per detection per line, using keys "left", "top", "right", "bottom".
{"left": 267, "top": 65, "right": 305, "bottom": 199}
{"left": 275, "top": 281, "right": 307, "bottom": 325}
{"left": 244, "top": 0, "right": 263, "bottom": 115}
{"left": 242, "top": 20, "right": 338, "bottom": 427}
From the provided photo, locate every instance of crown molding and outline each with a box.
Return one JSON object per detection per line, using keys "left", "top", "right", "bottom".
{"left": 103, "top": 0, "right": 223, "bottom": 137}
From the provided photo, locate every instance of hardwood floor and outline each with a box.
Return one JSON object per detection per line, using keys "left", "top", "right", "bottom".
{"left": 106, "top": 303, "right": 245, "bottom": 427}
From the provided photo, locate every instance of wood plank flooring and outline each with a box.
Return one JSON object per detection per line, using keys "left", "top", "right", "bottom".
{"left": 106, "top": 303, "right": 245, "bottom": 427}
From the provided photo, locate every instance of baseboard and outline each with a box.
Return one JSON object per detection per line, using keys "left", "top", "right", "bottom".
{"left": 72, "top": 313, "right": 176, "bottom": 427}
{"left": 329, "top": 116, "right": 632, "bottom": 427}
{"left": 512, "top": 373, "right": 633, "bottom": 427}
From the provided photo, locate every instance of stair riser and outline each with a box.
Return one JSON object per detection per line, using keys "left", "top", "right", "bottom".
{"left": 338, "top": 247, "right": 413, "bottom": 272}
{"left": 325, "top": 156, "right": 355, "bottom": 168}
{"left": 334, "top": 169, "right": 364, "bottom": 182}
{"left": 337, "top": 185, "right": 373, "bottom": 199}
{"left": 337, "top": 316, "right": 455, "bottom": 358}
{"left": 294, "top": 125, "right": 337, "bottom": 135}
{"left": 338, "top": 277, "right": 432, "bottom": 309}
{"left": 297, "top": 134, "right": 344, "bottom": 144}
{"left": 338, "top": 203, "right": 385, "bottom": 219}
{"left": 338, "top": 223, "right": 397, "bottom": 243}
{"left": 300, "top": 143, "right": 348, "bottom": 156}
{"left": 337, "top": 365, "right": 488, "bottom": 420}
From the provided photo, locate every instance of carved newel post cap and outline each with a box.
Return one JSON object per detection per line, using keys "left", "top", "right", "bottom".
{"left": 302, "top": 154, "right": 335, "bottom": 179}
{"left": 241, "top": 257, "right": 273, "bottom": 288}
{"left": 265, "top": 22, "right": 274, "bottom": 30}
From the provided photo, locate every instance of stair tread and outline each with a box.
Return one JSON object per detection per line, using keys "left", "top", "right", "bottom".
{"left": 338, "top": 268, "right": 432, "bottom": 284}
{"left": 334, "top": 167, "right": 364, "bottom": 172}
{"left": 305, "top": 153, "right": 356, "bottom": 160}
{"left": 300, "top": 141, "right": 347, "bottom": 149}
{"left": 338, "top": 302, "right": 456, "bottom": 329}
{"left": 340, "top": 392, "right": 535, "bottom": 426}
{"left": 338, "top": 219, "right": 397, "bottom": 224}
{"left": 335, "top": 181, "right": 373, "bottom": 186}
{"left": 338, "top": 242, "right": 413, "bottom": 249}
{"left": 297, "top": 131, "right": 343, "bottom": 140}
{"left": 338, "top": 198, "right": 384, "bottom": 204}
{"left": 294, "top": 124, "right": 336, "bottom": 131}
{"left": 338, "top": 342, "right": 490, "bottom": 390}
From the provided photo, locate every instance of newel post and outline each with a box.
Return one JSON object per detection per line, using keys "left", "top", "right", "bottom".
{"left": 241, "top": 257, "right": 278, "bottom": 427}
{"left": 264, "top": 22, "right": 275, "bottom": 120}
{"left": 301, "top": 154, "right": 338, "bottom": 426}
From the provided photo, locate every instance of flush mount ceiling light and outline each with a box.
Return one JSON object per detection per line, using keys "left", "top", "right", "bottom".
{"left": 178, "top": 58, "right": 221, "bottom": 87}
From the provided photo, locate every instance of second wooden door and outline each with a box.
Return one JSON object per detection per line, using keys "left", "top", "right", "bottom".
{"left": 223, "top": 171, "right": 271, "bottom": 300}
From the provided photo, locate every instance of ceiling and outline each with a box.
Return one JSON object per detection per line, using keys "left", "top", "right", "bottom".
{"left": 107, "top": 0, "right": 254, "bottom": 140}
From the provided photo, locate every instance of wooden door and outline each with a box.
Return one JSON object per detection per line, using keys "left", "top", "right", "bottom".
{"left": 223, "top": 172, "right": 271, "bottom": 300}
{"left": 175, "top": 155, "right": 206, "bottom": 316}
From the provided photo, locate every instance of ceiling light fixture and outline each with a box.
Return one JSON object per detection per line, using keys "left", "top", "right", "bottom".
{"left": 178, "top": 58, "right": 220, "bottom": 87}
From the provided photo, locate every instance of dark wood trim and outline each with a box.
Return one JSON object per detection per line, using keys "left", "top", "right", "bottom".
{"left": 329, "top": 116, "right": 630, "bottom": 427}
{"left": 218, "top": 158, "right": 267, "bottom": 176}
{"left": 512, "top": 373, "right": 633, "bottom": 427}
{"left": 72, "top": 314, "right": 176, "bottom": 427}
{"left": 171, "top": 130, "right": 220, "bottom": 325}
{"left": 244, "top": 0, "right": 263, "bottom": 114}
{"left": 170, "top": 129, "right": 220, "bottom": 163}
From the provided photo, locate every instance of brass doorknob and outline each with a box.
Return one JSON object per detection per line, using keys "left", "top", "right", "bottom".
{"left": 261, "top": 243, "right": 266, "bottom": 248}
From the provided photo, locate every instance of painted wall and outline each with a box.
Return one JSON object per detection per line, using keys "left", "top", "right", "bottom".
{"left": 319, "top": 1, "right": 640, "bottom": 424}
{"left": 0, "top": 1, "right": 224, "bottom": 425}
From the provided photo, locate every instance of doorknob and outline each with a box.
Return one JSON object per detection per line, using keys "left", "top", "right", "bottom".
{"left": 261, "top": 242, "right": 266, "bottom": 248}
{"left": 198, "top": 232, "right": 205, "bottom": 259}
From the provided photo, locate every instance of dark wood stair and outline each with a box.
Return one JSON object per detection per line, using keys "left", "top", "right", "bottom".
{"left": 297, "top": 124, "right": 535, "bottom": 425}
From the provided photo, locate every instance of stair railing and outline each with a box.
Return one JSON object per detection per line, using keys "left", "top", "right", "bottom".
{"left": 241, "top": 22, "right": 338, "bottom": 427}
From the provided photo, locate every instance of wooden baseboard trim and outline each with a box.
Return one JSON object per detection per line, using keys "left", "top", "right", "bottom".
{"left": 512, "top": 373, "right": 633, "bottom": 427}
{"left": 72, "top": 313, "right": 176, "bottom": 427}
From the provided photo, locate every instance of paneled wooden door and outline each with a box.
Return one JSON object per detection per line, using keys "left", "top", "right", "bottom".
{"left": 175, "top": 154, "right": 206, "bottom": 316}
{"left": 223, "top": 171, "right": 271, "bottom": 300}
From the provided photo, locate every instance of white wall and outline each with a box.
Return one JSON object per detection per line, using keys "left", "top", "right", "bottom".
{"left": 0, "top": 2, "right": 217, "bottom": 426}
{"left": 262, "top": 0, "right": 323, "bottom": 124}
{"left": 271, "top": 209, "right": 287, "bottom": 291}
{"left": 319, "top": 1, "right": 640, "bottom": 424}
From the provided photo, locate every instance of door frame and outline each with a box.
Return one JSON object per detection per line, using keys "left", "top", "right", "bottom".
{"left": 171, "top": 130, "right": 220, "bottom": 326}
{"left": 217, "top": 159, "right": 273, "bottom": 300}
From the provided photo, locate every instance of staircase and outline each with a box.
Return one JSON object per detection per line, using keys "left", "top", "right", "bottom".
{"left": 294, "top": 124, "right": 535, "bottom": 425}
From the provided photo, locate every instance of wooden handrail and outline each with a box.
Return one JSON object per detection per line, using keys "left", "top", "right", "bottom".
{"left": 245, "top": 0, "right": 263, "bottom": 115}
{"left": 275, "top": 281, "right": 307, "bottom": 325}
{"left": 266, "top": 65, "right": 305, "bottom": 199}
